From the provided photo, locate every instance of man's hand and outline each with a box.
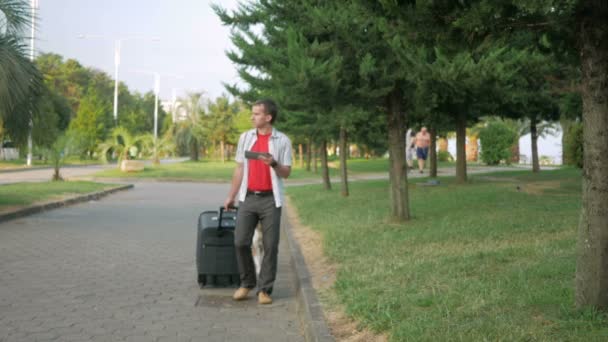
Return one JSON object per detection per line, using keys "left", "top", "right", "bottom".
{"left": 258, "top": 154, "right": 275, "bottom": 167}
{"left": 223, "top": 197, "right": 235, "bottom": 210}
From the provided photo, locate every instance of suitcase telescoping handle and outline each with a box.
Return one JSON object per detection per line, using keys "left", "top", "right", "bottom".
{"left": 218, "top": 205, "right": 237, "bottom": 230}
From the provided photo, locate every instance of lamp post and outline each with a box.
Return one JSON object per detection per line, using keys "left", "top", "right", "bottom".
{"left": 170, "top": 87, "right": 183, "bottom": 122}
{"left": 77, "top": 35, "right": 160, "bottom": 124}
{"left": 26, "top": 0, "right": 39, "bottom": 167}
{"left": 129, "top": 70, "right": 183, "bottom": 141}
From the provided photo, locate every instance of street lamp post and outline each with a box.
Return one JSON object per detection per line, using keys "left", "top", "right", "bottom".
{"left": 130, "top": 70, "right": 183, "bottom": 141}
{"left": 113, "top": 40, "right": 121, "bottom": 124}
{"left": 26, "top": 0, "right": 39, "bottom": 167}
{"left": 77, "top": 35, "right": 160, "bottom": 124}
{"left": 153, "top": 72, "right": 160, "bottom": 141}
{"left": 170, "top": 88, "right": 183, "bottom": 122}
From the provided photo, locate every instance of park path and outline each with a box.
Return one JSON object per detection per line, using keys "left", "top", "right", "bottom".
{"left": 0, "top": 182, "right": 303, "bottom": 342}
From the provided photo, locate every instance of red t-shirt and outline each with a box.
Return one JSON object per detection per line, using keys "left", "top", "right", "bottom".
{"left": 247, "top": 133, "right": 273, "bottom": 191}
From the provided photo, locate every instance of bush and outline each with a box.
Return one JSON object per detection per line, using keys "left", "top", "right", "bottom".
{"left": 437, "top": 150, "right": 453, "bottom": 162}
{"left": 563, "top": 122, "right": 583, "bottom": 168}
{"left": 479, "top": 122, "right": 518, "bottom": 165}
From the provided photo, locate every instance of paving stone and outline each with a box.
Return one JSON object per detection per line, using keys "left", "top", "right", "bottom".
{"left": 0, "top": 182, "right": 304, "bottom": 341}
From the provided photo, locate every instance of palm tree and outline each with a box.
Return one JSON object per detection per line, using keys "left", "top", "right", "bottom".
{"left": 42, "top": 133, "right": 80, "bottom": 181}
{"left": 140, "top": 131, "right": 175, "bottom": 165}
{"left": 207, "top": 95, "right": 238, "bottom": 163}
{"left": 98, "top": 126, "right": 144, "bottom": 168}
{"left": 0, "top": 0, "right": 43, "bottom": 144}
{"left": 173, "top": 92, "right": 206, "bottom": 161}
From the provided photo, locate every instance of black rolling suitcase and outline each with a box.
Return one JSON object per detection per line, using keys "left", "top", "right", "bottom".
{"left": 196, "top": 207, "right": 240, "bottom": 288}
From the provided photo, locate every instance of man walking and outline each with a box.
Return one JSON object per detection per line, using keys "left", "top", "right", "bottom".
{"left": 224, "top": 99, "right": 292, "bottom": 305}
{"left": 415, "top": 126, "right": 431, "bottom": 173}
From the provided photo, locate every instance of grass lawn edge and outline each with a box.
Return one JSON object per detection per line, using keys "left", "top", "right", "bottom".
{"left": 0, "top": 183, "right": 134, "bottom": 224}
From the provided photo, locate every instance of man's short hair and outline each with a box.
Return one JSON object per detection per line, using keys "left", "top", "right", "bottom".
{"left": 254, "top": 99, "right": 278, "bottom": 124}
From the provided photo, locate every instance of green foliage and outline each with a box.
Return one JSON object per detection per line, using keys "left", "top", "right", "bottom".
{"left": 207, "top": 95, "right": 239, "bottom": 145}
{"left": 118, "top": 91, "right": 168, "bottom": 136}
{"left": 479, "top": 121, "right": 518, "bottom": 165}
{"left": 34, "top": 52, "right": 168, "bottom": 158}
{"left": 563, "top": 122, "right": 583, "bottom": 168}
{"left": 437, "top": 150, "right": 453, "bottom": 162}
{"left": 139, "top": 131, "right": 175, "bottom": 165}
{"left": 67, "top": 88, "right": 112, "bottom": 157}
{"left": 98, "top": 126, "right": 145, "bottom": 167}
{"left": 40, "top": 132, "right": 82, "bottom": 181}
{"left": 0, "top": 1, "right": 43, "bottom": 145}
{"left": 172, "top": 92, "right": 206, "bottom": 160}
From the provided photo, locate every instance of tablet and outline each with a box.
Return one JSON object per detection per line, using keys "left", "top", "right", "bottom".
{"left": 245, "top": 151, "right": 272, "bottom": 160}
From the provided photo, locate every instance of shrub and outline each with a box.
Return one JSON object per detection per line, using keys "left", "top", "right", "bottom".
{"left": 479, "top": 122, "right": 518, "bottom": 165}
{"left": 437, "top": 150, "right": 453, "bottom": 162}
{"left": 563, "top": 122, "right": 583, "bottom": 168}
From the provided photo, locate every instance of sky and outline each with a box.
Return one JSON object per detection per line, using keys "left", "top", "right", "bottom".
{"left": 35, "top": 0, "right": 241, "bottom": 101}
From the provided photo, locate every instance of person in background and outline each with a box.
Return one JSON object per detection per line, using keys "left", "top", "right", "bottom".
{"left": 415, "top": 126, "right": 431, "bottom": 173}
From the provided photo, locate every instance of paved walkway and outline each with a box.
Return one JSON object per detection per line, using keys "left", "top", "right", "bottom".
{"left": 0, "top": 182, "right": 303, "bottom": 341}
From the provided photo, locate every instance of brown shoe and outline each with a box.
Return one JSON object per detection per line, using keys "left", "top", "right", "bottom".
{"left": 233, "top": 287, "right": 251, "bottom": 301}
{"left": 258, "top": 291, "right": 272, "bottom": 305}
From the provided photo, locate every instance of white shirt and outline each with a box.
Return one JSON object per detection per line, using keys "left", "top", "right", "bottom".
{"left": 235, "top": 128, "right": 292, "bottom": 208}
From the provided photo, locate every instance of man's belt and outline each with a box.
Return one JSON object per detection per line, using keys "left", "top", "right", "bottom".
{"left": 247, "top": 190, "right": 274, "bottom": 197}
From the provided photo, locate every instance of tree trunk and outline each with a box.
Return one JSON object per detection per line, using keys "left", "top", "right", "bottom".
{"left": 510, "top": 139, "right": 520, "bottom": 164}
{"left": 430, "top": 127, "right": 438, "bottom": 178}
{"left": 531, "top": 117, "right": 540, "bottom": 173}
{"left": 339, "top": 127, "right": 349, "bottom": 197}
{"left": 52, "top": 164, "right": 62, "bottom": 181}
{"left": 387, "top": 89, "right": 410, "bottom": 221}
{"left": 306, "top": 140, "right": 312, "bottom": 171}
{"left": 575, "top": 1, "right": 608, "bottom": 310}
{"left": 298, "top": 143, "right": 303, "bottom": 168}
{"left": 560, "top": 116, "right": 573, "bottom": 164}
{"left": 313, "top": 143, "right": 318, "bottom": 173}
{"left": 190, "top": 139, "right": 199, "bottom": 161}
{"left": 455, "top": 112, "right": 467, "bottom": 183}
{"left": 320, "top": 140, "right": 331, "bottom": 190}
{"left": 220, "top": 140, "right": 225, "bottom": 163}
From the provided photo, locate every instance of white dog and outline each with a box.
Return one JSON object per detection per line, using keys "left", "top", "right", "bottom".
{"left": 252, "top": 224, "right": 264, "bottom": 277}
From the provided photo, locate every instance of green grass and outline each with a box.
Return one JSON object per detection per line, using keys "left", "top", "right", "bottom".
{"left": 92, "top": 160, "right": 344, "bottom": 181}
{"left": 0, "top": 181, "right": 117, "bottom": 209}
{"left": 90, "top": 158, "right": 462, "bottom": 181}
{"left": 94, "top": 161, "right": 237, "bottom": 181}
{"left": 0, "top": 158, "right": 99, "bottom": 169}
{"left": 287, "top": 168, "right": 608, "bottom": 341}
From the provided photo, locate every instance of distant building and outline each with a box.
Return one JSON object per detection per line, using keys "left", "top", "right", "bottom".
{"left": 161, "top": 100, "right": 188, "bottom": 123}
{"left": 1, "top": 141, "right": 19, "bottom": 160}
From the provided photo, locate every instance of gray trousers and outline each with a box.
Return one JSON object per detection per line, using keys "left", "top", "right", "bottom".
{"left": 235, "top": 194, "right": 282, "bottom": 294}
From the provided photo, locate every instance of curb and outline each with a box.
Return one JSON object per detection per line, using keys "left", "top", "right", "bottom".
{"left": 0, "top": 184, "right": 134, "bottom": 224}
{"left": 282, "top": 210, "right": 334, "bottom": 342}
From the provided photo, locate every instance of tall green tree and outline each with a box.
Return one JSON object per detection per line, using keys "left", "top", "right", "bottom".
{"left": 207, "top": 95, "right": 239, "bottom": 163}
{"left": 173, "top": 92, "right": 206, "bottom": 161}
{"left": 439, "top": 0, "right": 608, "bottom": 312}
{"left": 0, "top": 0, "right": 43, "bottom": 145}
{"left": 214, "top": 0, "right": 350, "bottom": 192}
{"left": 67, "top": 87, "right": 112, "bottom": 158}
{"left": 572, "top": 0, "right": 608, "bottom": 310}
